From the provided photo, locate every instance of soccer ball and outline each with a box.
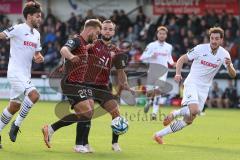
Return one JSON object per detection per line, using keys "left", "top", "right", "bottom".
{"left": 111, "top": 116, "right": 128, "bottom": 135}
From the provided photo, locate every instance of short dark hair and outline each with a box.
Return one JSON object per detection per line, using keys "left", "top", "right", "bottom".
{"left": 102, "top": 20, "right": 116, "bottom": 27}
{"left": 84, "top": 19, "right": 102, "bottom": 29}
{"left": 209, "top": 27, "right": 224, "bottom": 38}
{"left": 23, "top": 0, "right": 42, "bottom": 19}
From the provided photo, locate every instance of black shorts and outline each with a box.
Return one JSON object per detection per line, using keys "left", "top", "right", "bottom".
{"left": 61, "top": 79, "right": 93, "bottom": 108}
{"left": 87, "top": 84, "right": 117, "bottom": 106}
{"left": 61, "top": 79, "right": 116, "bottom": 108}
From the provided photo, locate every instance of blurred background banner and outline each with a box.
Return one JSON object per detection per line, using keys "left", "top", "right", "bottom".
{"left": 0, "top": 0, "right": 22, "bottom": 14}
{"left": 153, "top": 0, "right": 239, "bottom": 15}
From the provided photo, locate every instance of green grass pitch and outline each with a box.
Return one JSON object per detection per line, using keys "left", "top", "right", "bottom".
{"left": 0, "top": 100, "right": 240, "bottom": 160}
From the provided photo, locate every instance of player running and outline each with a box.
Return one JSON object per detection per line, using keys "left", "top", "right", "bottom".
{"left": 0, "top": 0, "right": 44, "bottom": 148}
{"left": 140, "top": 26, "right": 175, "bottom": 120}
{"left": 154, "top": 27, "right": 236, "bottom": 144}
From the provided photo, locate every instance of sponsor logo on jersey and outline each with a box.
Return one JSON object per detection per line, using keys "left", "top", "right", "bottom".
{"left": 200, "top": 60, "right": 218, "bottom": 68}
{"left": 24, "top": 41, "right": 37, "bottom": 48}
{"left": 154, "top": 52, "right": 168, "bottom": 56}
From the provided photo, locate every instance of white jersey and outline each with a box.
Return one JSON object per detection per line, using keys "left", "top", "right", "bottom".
{"left": 140, "top": 41, "right": 174, "bottom": 67}
{"left": 3, "top": 23, "right": 42, "bottom": 79}
{"left": 184, "top": 43, "right": 230, "bottom": 87}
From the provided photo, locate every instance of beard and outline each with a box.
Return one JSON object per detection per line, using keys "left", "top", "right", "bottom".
{"left": 32, "top": 20, "right": 39, "bottom": 29}
{"left": 102, "top": 35, "right": 112, "bottom": 41}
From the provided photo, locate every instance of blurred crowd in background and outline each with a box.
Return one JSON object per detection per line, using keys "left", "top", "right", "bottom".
{"left": 0, "top": 7, "right": 240, "bottom": 108}
{"left": 1, "top": 7, "right": 240, "bottom": 72}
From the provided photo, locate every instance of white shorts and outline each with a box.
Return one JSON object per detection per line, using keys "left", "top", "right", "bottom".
{"left": 181, "top": 84, "right": 209, "bottom": 112}
{"left": 7, "top": 75, "right": 36, "bottom": 103}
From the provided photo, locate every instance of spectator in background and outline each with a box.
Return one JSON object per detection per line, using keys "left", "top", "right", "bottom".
{"left": 136, "top": 6, "right": 146, "bottom": 25}
{"left": 68, "top": 12, "right": 77, "bottom": 32}
{"left": 110, "top": 10, "right": 120, "bottom": 26}
{"left": 0, "top": 47, "right": 9, "bottom": 70}
{"left": 43, "top": 26, "right": 57, "bottom": 45}
{"left": 222, "top": 80, "right": 238, "bottom": 108}
{"left": 44, "top": 42, "right": 58, "bottom": 70}
{"left": 207, "top": 81, "right": 223, "bottom": 108}
{"left": 118, "top": 10, "right": 132, "bottom": 37}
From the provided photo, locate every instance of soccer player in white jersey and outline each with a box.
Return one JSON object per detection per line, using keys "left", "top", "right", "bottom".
{"left": 153, "top": 27, "right": 236, "bottom": 144}
{"left": 140, "top": 26, "right": 175, "bottom": 120}
{"left": 0, "top": 0, "right": 43, "bottom": 148}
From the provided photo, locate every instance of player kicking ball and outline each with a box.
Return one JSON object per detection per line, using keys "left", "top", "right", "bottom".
{"left": 154, "top": 27, "right": 236, "bottom": 144}
{"left": 0, "top": 0, "right": 44, "bottom": 148}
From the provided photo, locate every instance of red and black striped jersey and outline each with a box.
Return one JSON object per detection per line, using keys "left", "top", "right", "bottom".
{"left": 84, "top": 40, "right": 128, "bottom": 86}
{"left": 64, "top": 36, "right": 89, "bottom": 83}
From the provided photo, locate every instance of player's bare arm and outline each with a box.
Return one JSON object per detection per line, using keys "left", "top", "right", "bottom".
{"left": 225, "top": 58, "right": 236, "bottom": 78}
{"left": 174, "top": 54, "right": 189, "bottom": 82}
{"left": 116, "top": 69, "right": 134, "bottom": 95}
{"left": 60, "top": 46, "right": 79, "bottom": 62}
{"left": 0, "top": 32, "right": 7, "bottom": 40}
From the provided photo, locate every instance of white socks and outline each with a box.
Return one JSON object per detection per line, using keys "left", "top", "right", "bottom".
{"left": 0, "top": 108, "right": 13, "bottom": 133}
{"left": 152, "top": 96, "right": 160, "bottom": 115}
{"left": 15, "top": 96, "right": 33, "bottom": 127}
{"left": 155, "top": 120, "right": 187, "bottom": 137}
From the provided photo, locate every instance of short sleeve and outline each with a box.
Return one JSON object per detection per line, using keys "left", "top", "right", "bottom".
{"left": 3, "top": 25, "right": 19, "bottom": 38}
{"left": 64, "top": 38, "right": 80, "bottom": 51}
{"left": 140, "top": 44, "right": 153, "bottom": 60}
{"left": 113, "top": 53, "right": 129, "bottom": 69}
{"left": 167, "top": 45, "right": 174, "bottom": 65}
{"left": 223, "top": 51, "right": 231, "bottom": 68}
{"left": 186, "top": 46, "right": 200, "bottom": 61}
{"left": 36, "top": 34, "right": 42, "bottom": 51}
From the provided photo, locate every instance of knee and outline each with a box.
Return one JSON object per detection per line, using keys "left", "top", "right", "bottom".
{"left": 184, "top": 115, "right": 196, "bottom": 125}
{"left": 8, "top": 102, "right": 21, "bottom": 114}
{"left": 28, "top": 90, "right": 40, "bottom": 103}
{"left": 84, "top": 109, "right": 94, "bottom": 119}
{"left": 189, "top": 104, "right": 200, "bottom": 116}
{"left": 111, "top": 108, "right": 120, "bottom": 119}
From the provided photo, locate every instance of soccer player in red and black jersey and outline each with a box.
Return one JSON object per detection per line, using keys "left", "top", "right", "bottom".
{"left": 42, "top": 19, "right": 102, "bottom": 150}
{"left": 42, "top": 20, "right": 131, "bottom": 153}
{"left": 74, "top": 20, "right": 132, "bottom": 152}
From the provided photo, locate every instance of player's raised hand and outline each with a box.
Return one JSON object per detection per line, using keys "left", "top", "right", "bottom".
{"left": 174, "top": 74, "right": 182, "bottom": 83}
{"left": 225, "top": 57, "right": 232, "bottom": 66}
{"left": 33, "top": 52, "right": 44, "bottom": 63}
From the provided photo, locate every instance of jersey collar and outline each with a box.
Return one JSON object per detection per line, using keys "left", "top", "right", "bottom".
{"left": 24, "top": 23, "right": 34, "bottom": 34}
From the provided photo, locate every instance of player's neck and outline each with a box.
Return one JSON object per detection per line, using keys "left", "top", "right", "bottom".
{"left": 158, "top": 40, "right": 165, "bottom": 44}
{"left": 26, "top": 21, "right": 34, "bottom": 29}
{"left": 102, "top": 40, "right": 111, "bottom": 45}
{"left": 25, "top": 21, "right": 34, "bottom": 34}
{"left": 210, "top": 46, "right": 219, "bottom": 55}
